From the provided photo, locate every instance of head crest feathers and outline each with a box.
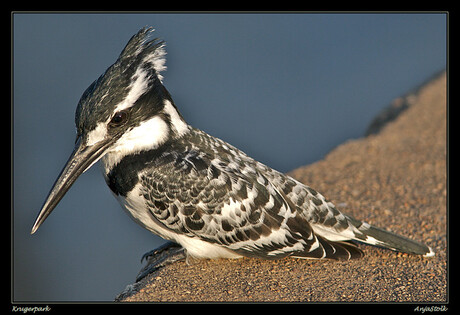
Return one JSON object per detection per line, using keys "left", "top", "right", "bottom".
{"left": 118, "top": 27, "right": 167, "bottom": 82}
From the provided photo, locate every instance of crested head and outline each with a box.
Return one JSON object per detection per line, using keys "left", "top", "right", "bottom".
{"left": 76, "top": 27, "right": 169, "bottom": 136}
{"left": 73, "top": 27, "right": 189, "bottom": 172}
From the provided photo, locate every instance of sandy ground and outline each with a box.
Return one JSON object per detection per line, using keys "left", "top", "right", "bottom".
{"left": 117, "top": 72, "right": 447, "bottom": 302}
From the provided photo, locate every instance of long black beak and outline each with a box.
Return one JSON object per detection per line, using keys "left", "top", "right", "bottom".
{"left": 31, "top": 136, "right": 113, "bottom": 234}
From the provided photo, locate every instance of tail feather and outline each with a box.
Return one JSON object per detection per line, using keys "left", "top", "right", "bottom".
{"left": 352, "top": 219, "right": 435, "bottom": 257}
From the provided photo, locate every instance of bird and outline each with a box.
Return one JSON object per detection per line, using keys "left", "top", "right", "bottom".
{"left": 31, "top": 27, "right": 434, "bottom": 274}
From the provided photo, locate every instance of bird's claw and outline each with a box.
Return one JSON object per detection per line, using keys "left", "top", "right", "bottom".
{"left": 136, "top": 242, "right": 186, "bottom": 282}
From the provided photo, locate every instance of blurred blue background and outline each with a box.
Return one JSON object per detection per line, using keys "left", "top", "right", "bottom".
{"left": 13, "top": 13, "right": 446, "bottom": 301}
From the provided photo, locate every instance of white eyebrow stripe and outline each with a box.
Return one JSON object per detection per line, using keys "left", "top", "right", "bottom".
{"left": 114, "top": 67, "right": 150, "bottom": 113}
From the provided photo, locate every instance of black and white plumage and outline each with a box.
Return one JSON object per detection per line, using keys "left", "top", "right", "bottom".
{"left": 31, "top": 27, "right": 434, "bottom": 263}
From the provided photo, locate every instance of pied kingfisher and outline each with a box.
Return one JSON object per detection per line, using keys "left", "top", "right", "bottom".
{"left": 31, "top": 27, "right": 434, "bottom": 277}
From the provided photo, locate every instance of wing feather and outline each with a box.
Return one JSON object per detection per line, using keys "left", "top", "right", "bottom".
{"left": 138, "top": 128, "right": 368, "bottom": 260}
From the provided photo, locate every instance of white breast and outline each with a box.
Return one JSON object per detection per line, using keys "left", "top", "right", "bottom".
{"left": 115, "top": 182, "right": 242, "bottom": 259}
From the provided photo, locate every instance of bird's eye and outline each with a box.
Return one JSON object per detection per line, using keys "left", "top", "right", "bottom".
{"left": 109, "top": 110, "right": 128, "bottom": 127}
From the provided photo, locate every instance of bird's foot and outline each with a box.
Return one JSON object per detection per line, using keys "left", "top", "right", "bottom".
{"left": 136, "top": 241, "right": 186, "bottom": 282}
